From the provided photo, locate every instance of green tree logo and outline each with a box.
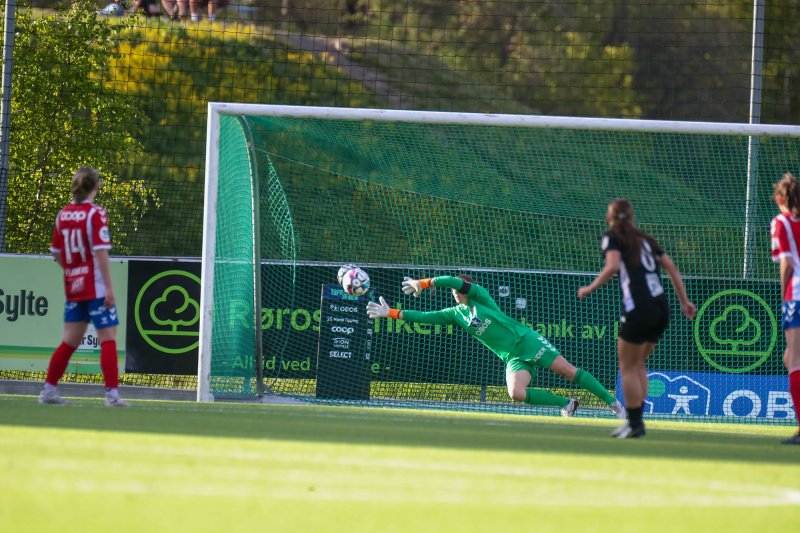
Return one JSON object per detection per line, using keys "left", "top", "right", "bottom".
{"left": 135, "top": 270, "right": 201, "bottom": 354}
{"left": 150, "top": 286, "right": 200, "bottom": 333}
{"left": 693, "top": 290, "right": 777, "bottom": 373}
{"left": 709, "top": 305, "right": 761, "bottom": 352}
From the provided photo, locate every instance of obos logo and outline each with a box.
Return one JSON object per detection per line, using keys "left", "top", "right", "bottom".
{"left": 618, "top": 370, "right": 795, "bottom": 420}
{"left": 135, "top": 270, "right": 201, "bottom": 354}
{"left": 474, "top": 319, "right": 492, "bottom": 336}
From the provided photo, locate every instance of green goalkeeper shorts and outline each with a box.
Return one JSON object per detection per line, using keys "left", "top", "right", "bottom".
{"left": 505, "top": 332, "right": 560, "bottom": 376}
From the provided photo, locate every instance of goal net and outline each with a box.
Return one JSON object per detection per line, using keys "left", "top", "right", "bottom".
{"left": 200, "top": 104, "right": 800, "bottom": 424}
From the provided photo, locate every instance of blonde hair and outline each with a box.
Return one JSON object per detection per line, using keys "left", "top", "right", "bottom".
{"left": 773, "top": 172, "right": 800, "bottom": 217}
{"left": 70, "top": 166, "right": 100, "bottom": 202}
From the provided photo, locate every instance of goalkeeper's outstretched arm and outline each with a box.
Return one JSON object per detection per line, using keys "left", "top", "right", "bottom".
{"left": 366, "top": 295, "right": 455, "bottom": 325}
{"left": 368, "top": 276, "right": 471, "bottom": 323}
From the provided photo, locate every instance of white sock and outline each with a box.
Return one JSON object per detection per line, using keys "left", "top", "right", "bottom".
{"left": 191, "top": 13, "right": 200, "bottom": 21}
{"left": 43, "top": 382, "right": 57, "bottom": 393}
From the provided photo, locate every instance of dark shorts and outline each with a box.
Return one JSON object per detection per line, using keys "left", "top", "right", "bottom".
{"left": 618, "top": 297, "right": 670, "bottom": 344}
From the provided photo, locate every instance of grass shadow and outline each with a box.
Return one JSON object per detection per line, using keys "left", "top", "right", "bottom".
{"left": 1, "top": 395, "right": 797, "bottom": 465}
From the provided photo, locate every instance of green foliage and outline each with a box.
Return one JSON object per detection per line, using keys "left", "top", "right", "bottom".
{"left": 7, "top": 1, "right": 800, "bottom": 258}
{"left": 105, "top": 22, "right": 384, "bottom": 256}
{"left": 257, "top": 0, "right": 800, "bottom": 123}
{"left": 7, "top": 0, "right": 156, "bottom": 254}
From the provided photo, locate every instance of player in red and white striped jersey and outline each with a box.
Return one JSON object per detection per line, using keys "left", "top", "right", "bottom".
{"left": 771, "top": 172, "right": 800, "bottom": 444}
{"left": 39, "top": 166, "right": 128, "bottom": 407}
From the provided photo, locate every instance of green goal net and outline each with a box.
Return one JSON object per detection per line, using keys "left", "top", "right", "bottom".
{"left": 201, "top": 104, "right": 800, "bottom": 424}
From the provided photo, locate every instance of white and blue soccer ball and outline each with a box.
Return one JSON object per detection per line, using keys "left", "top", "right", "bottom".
{"left": 341, "top": 267, "right": 370, "bottom": 296}
{"left": 337, "top": 263, "right": 358, "bottom": 285}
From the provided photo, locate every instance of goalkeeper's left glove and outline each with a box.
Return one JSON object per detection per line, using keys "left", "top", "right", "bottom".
{"left": 401, "top": 277, "right": 432, "bottom": 298}
{"left": 366, "top": 296, "right": 400, "bottom": 319}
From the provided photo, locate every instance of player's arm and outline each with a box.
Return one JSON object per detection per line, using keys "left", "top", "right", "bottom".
{"left": 366, "top": 296, "right": 454, "bottom": 324}
{"left": 50, "top": 219, "right": 64, "bottom": 268}
{"left": 91, "top": 208, "right": 115, "bottom": 307}
{"left": 659, "top": 254, "right": 697, "bottom": 319}
{"left": 781, "top": 256, "right": 794, "bottom": 300}
{"left": 426, "top": 275, "right": 498, "bottom": 309}
{"left": 577, "top": 250, "right": 620, "bottom": 299}
{"left": 95, "top": 249, "right": 116, "bottom": 308}
{"left": 772, "top": 218, "right": 793, "bottom": 299}
{"left": 402, "top": 275, "right": 484, "bottom": 299}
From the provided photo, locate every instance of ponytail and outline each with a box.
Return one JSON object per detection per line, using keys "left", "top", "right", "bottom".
{"left": 607, "top": 198, "right": 660, "bottom": 268}
{"left": 70, "top": 166, "right": 100, "bottom": 203}
{"left": 774, "top": 172, "right": 800, "bottom": 217}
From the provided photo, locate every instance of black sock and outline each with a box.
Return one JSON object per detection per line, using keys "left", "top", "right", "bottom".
{"left": 627, "top": 405, "right": 644, "bottom": 429}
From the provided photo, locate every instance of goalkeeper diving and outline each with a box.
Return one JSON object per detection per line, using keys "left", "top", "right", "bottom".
{"left": 367, "top": 274, "right": 625, "bottom": 418}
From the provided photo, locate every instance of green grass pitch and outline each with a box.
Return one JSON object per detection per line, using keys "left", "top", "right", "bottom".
{"left": 1, "top": 395, "right": 798, "bottom": 532}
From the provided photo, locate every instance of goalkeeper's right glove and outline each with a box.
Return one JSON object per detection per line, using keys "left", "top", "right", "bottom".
{"left": 366, "top": 296, "right": 400, "bottom": 319}
{"left": 401, "top": 277, "right": 432, "bottom": 298}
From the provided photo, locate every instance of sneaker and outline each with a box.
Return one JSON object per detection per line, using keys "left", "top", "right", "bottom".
{"left": 780, "top": 433, "right": 800, "bottom": 445}
{"left": 560, "top": 398, "right": 579, "bottom": 417}
{"left": 104, "top": 392, "right": 130, "bottom": 407}
{"left": 612, "top": 422, "right": 646, "bottom": 439}
{"left": 38, "top": 388, "right": 69, "bottom": 405}
{"left": 610, "top": 400, "right": 626, "bottom": 419}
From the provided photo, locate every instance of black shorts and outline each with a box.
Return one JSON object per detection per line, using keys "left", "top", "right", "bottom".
{"left": 618, "top": 297, "right": 670, "bottom": 344}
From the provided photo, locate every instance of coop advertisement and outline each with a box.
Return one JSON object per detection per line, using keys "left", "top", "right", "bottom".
{"left": 0, "top": 254, "right": 128, "bottom": 374}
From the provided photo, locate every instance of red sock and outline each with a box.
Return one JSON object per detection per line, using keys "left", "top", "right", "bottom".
{"left": 790, "top": 370, "right": 800, "bottom": 431}
{"left": 45, "top": 342, "right": 77, "bottom": 386}
{"left": 100, "top": 340, "right": 119, "bottom": 389}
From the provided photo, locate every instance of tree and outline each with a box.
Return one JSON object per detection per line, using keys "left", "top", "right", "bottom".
{"left": 5, "top": 0, "right": 157, "bottom": 254}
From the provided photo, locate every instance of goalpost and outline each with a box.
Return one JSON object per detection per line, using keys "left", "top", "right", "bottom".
{"left": 199, "top": 103, "right": 800, "bottom": 424}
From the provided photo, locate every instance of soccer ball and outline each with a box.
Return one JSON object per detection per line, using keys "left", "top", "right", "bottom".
{"left": 337, "top": 263, "right": 358, "bottom": 285}
{"left": 341, "top": 267, "right": 370, "bottom": 296}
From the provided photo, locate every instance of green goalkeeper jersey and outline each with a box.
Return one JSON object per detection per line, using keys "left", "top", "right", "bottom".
{"left": 402, "top": 276, "right": 549, "bottom": 363}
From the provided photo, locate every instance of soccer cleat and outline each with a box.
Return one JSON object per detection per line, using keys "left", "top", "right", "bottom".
{"left": 780, "top": 433, "right": 800, "bottom": 445}
{"left": 38, "top": 389, "right": 69, "bottom": 405}
{"left": 560, "top": 398, "right": 579, "bottom": 417}
{"left": 104, "top": 392, "right": 130, "bottom": 408}
{"left": 612, "top": 422, "right": 646, "bottom": 439}
{"left": 610, "top": 400, "right": 626, "bottom": 419}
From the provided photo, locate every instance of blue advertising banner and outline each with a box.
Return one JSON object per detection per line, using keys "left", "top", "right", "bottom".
{"left": 616, "top": 370, "right": 795, "bottom": 420}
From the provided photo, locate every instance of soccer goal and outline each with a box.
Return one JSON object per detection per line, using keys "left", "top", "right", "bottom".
{"left": 199, "top": 103, "right": 800, "bottom": 424}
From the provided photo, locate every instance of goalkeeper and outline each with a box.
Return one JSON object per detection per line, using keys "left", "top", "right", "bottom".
{"left": 367, "top": 274, "right": 624, "bottom": 418}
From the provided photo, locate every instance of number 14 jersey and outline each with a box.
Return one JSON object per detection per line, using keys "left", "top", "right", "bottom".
{"left": 50, "top": 201, "right": 113, "bottom": 302}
